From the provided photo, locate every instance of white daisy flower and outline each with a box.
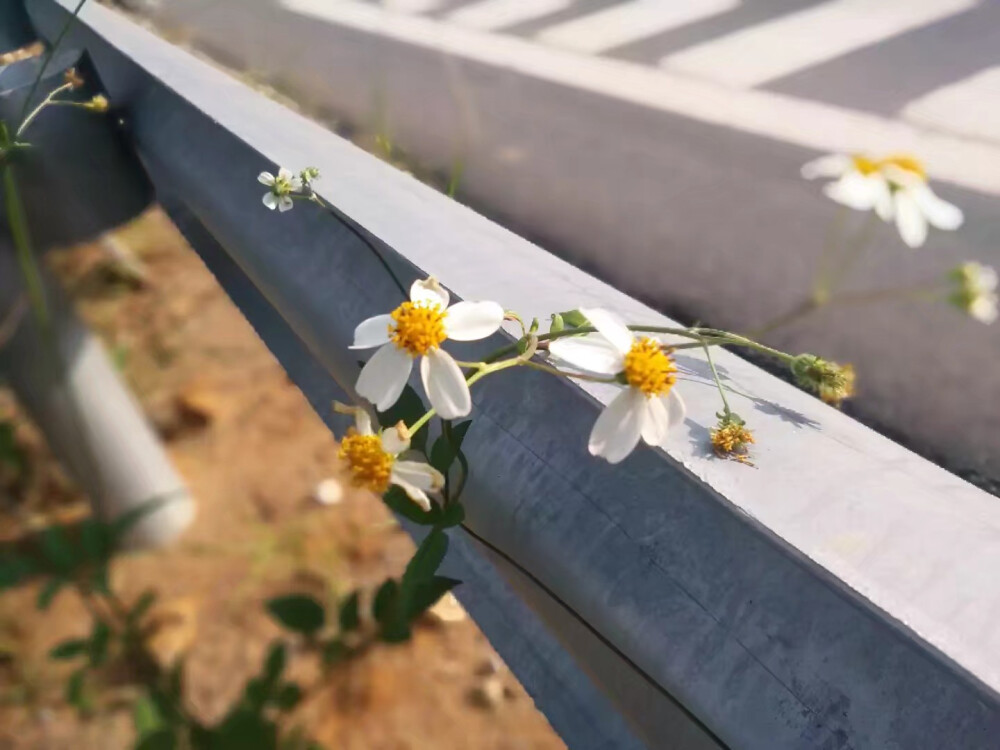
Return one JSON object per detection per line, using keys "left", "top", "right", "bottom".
{"left": 257, "top": 167, "right": 302, "bottom": 212}
{"left": 352, "top": 277, "right": 504, "bottom": 419}
{"left": 879, "top": 156, "right": 963, "bottom": 249}
{"left": 548, "top": 308, "right": 686, "bottom": 464}
{"left": 336, "top": 403, "right": 444, "bottom": 511}
{"left": 950, "top": 262, "right": 998, "bottom": 325}
{"left": 801, "top": 153, "right": 893, "bottom": 221}
{"left": 802, "top": 153, "right": 963, "bottom": 248}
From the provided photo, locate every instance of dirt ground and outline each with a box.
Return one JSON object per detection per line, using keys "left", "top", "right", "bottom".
{"left": 0, "top": 208, "right": 566, "bottom": 750}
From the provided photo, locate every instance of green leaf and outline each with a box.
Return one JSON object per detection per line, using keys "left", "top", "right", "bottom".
{"left": 266, "top": 595, "right": 325, "bottom": 636}
{"left": 375, "top": 385, "right": 428, "bottom": 453}
{"left": 215, "top": 709, "right": 279, "bottom": 750}
{"left": 89, "top": 620, "right": 111, "bottom": 666}
{"left": 135, "top": 730, "right": 175, "bottom": 750}
{"left": 558, "top": 309, "right": 589, "bottom": 329}
{"left": 65, "top": 668, "right": 88, "bottom": 711}
{"left": 382, "top": 486, "right": 437, "bottom": 526}
{"left": 437, "top": 502, "right": 465, "bottom": 529}
{"left": 40, "top": 526, "right": 75, "bottom": 573}
{"left": 49, "top": 638, "right": 88, "bottom": 661}
{"left": 37, "top": 578, "right": 64, "bottom": 611}
{"left": 0, "top": 556, "right": 33, "bottom": 589}
{"left": 80, "top": 518, "right": 111, "bottom": 565}
{"left": 401, "top": 529, "right": 448, "bottom": 591}
{"left": 90, "top": 564, "right": 111, "bottom": 597}
{"left": 0, "top": 420, "right": 24, "bottom": 474}
{"left": 406, "top": 576, "right": 461, "bottom": 620}
{"left": 273, "top": 682, "right": 302, "bottom": 711}
{"left": 429, "top": 419, "right": 471, "bottom": 475}
{"left": 338, "top": 591, "right": 360, "bottom": 633}
{"left": 263, "top": 643, "right": 287, "bottom": 685}
{"left": 371, "top": 579, "right": 399, "bottom": 625}
{"left": 133, "top": 694, "right": 166, "bottom": 736}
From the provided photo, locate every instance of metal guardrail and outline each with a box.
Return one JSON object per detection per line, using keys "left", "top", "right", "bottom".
{"left": 15, "top": 0, "right": 1000, "bottom": 747}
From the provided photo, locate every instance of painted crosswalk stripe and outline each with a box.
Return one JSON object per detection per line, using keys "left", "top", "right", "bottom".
{"left": 902, "top": 66, "right": 1000, "bottom": 145}
{"left": 662, "top": 0, "right": 979, "bottom": 88}
{"left": 535, "top": 0, "right": 740, "bottom": 55}
{"left": 446, "top": 0, "right": 574, "bottom": 31}
{"left": 381, "top": 0, "right": 443, "bottom": 14}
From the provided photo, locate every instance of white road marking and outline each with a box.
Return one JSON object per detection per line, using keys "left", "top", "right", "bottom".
{"left": 535, "top": 0, "right": 739, "bottom": 54}
{"left": 663, "top": 0, "right": 979, "bottom": 88}
{"left": 381, "top": 0, "right": 443, "bottom": 14}
{"left": 902, "top": 66, "right": 1000, "bottom": 145}
{"left": 447, "top": 0, "right": 574, "bottom": 31}
{"left": 280, "top": 0, "right": 1000, "bottom": 195}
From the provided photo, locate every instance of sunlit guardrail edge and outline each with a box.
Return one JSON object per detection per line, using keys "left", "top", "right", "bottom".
{"left": 24, "top": 0, "right": 1000, "bottom": 748}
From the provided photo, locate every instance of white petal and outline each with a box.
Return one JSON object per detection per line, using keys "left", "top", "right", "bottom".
{"left": 350, "top": 314, "right": 394, "bottom": 349}
{"left": 444, "top": 301, "right": 504, "bottom": 341}
{"left": 872, "top": 179, "right": 894, "bottom": 222}
{"left": 277, "top": 167, "right": 295, "bottom": 182}
{"left": 640, "top": 394, "right": 671, "bottom": 448}
{"left": 381, "top": 425, "right": 410, "bottom": 455}
{"left": 420, "top": 349, "right": 471, "bottom": 419}
{"left": 393, "top": 460, "right": 445, "bottom": 492}
{"left": 971, "top": 297, "right": 998, "bottom": 325}
{"left": 588, "top": 388, "right": 644, "bottom": 464}
{"left": 823, "top": 173, "right": 883, "bottom": 211}
{"left": 911, "top": 185, "right": 963, "bottom": 231}
{"left": 391, "top": 476, "right": 432, "bottom": 511}
{"left": 356, "top": 343, "right": 413, "bottom": 412}
{"left": 548, "top": 335, "right": 624, "bottom": 376}
{"left": 800, "top": 154, "right": 850, "bottom": 180}
{"left": 410, "top": 277, "right": 450, "bottom": 309}
{"left": 666, "top": 389, "right": 686, "bottom": 430}
{"left": 257, "top": 172, "right": 275, "bottom": 186}
{"left": 894, "top": 192, "right": 928, "bottom": 249}
{"left": 262, "top": 192, "right": 278, "bottom": 210}
{"left": 278, "top": 196, "right": 294, "bottom": 212}
{"left": 580, "top": 308, "right": 634, "bottom": 355}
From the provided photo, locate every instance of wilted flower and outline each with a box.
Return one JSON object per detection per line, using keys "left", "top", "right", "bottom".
{"left": 63, "top": 68, "right": 85, "bottom": 90}
{"left": 791, "top": 354, "right": 855, "bottom": 406}
{"left": 710, "top": 412, "right": 754, "bottom": 462}
{"left": 949, "top": 262, "right": 998, "bottom": 325}
{"left": 257, "top": 168, "right": 301, "bottom": 212}
{"left": 802, "top": 153, "right": 962, "bottom": 248}
{"left": 334, "top": 403, "right": 443, "bottom": 510}
{"left": 352, "top": 278, "right": 504, "bottom": 419}
{"left": 548, "top": 308, "right": 685, "bottom": 464}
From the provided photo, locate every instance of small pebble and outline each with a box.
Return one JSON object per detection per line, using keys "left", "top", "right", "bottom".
{"left": 312, "top": 478, "right": 344, "bottom": 506}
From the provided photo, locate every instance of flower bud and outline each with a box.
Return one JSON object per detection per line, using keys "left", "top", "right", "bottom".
{"left": 791, "top": 354, "right": 856, "bottom": 406}
{"left": 84, "top": 94, "right": 109, "bottom": 112}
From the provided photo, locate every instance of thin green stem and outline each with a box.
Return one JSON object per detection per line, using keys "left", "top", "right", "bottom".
{"left": 2, "top": 126, "right": 49, "bottom": 330}
{"left": 812, "top": 206, "right": 848, "bottom": 300}
{"left": 407, "top": 357, "right": 523, "bottom": 436}
{"left": 701, "top": 341, "right": 730, "bottom": 415}
{"left": 17, "top": 0, "right": 90, "bottom": 130}
{"left": 309, "top": 194, "right": 408, "bottom": 299}
{"left": 16, "top": 82, "right": 75, "bottom": 138}
{"left": 520, "top": 359, "right": 619, "bottom": 384}
{"left": 823, "top": 211, "right": 880, "bottom": 296}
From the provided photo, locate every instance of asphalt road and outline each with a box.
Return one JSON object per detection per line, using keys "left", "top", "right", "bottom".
{"left": 144, "top": 0, "right": 1000, "bottom": 482}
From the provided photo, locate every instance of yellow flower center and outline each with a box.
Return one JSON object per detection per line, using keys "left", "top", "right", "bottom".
{"left": 623, "top": 338, "right": 677, "bottom": 397}
{"left": 389, "top": 301, "right": 448, "bottom": 356}
{"left": 851, "top": 155, "right": 880, "bottom": 176}
{"left": 339, "top": 430, "right": 394, "bottom": 493}
{"left": 880, "top": 154, "right": 926, "bottom": 181}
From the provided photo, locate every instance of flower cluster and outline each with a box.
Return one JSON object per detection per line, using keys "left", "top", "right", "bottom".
{"left": 257, "top": 166, "right": 322, "bottom": 212}
{"left": 791, "top": 354, "right": 855, "bottom": 407}
{"left": 949, "top": 262, "right": 998, "bottom": 325}
{"left": 802, "top": 153, "right": 962, "bottom": 248}
{"left": 710, "top": 412, "right": 755, "bottom": 463}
